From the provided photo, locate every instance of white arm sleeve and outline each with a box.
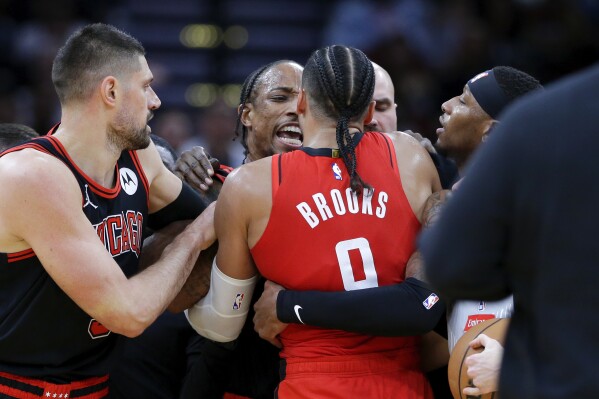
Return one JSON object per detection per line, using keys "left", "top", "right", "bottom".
{"left": 185, "top": 258, "right": 258, "bottom": 342}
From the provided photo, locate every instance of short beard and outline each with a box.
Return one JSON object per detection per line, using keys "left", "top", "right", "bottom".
{"left": 108, "top": 111, "right": 152, "bottom": 152}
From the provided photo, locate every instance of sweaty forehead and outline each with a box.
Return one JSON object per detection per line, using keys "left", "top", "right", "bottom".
{"left": 461, "top": 85, "right": 476, "bottom": 102}
{"left": 258, "top": 63, "right": 302, "bottom": 92}
{"left": 462, "top": 84, "right": 487, "bottom": 116}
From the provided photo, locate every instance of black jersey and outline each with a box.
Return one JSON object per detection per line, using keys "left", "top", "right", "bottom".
{"left": 0, "top": 133, "right": 149, "bottom": 380}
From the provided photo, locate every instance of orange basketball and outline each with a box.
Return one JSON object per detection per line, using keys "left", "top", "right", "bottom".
{"left": 447, "top": 317, "right": 510, "bottom": 399}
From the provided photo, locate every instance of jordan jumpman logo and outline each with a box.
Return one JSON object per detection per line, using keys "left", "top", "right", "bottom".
{"left": 83, "top": 184, "right": 98, "bottom": 209}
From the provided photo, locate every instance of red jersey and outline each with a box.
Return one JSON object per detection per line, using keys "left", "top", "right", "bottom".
{"left": 251, "top": 132, "right": 421, "bottom": 360}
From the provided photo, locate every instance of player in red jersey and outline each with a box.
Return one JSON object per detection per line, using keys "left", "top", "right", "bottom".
{"left": 186, "top": 45, "right": 440, "bottom": 398}
{"left": 258, "top": 65, "right": 542, "bottom": 398}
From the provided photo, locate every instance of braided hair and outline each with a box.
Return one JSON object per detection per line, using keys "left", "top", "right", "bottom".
{"left": 302, "top": 45, "right": 375, "bottom": 195}
{"left": 235, "top": 60, "right": 299, "bottom": 161}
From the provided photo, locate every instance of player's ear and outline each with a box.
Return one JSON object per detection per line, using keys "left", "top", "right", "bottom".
{"left": 297, "top": 89, "right": 307, "bottom": 115}
{"left": 363, "top": 101, "right": 376, "bottom": 125}
{"left": 100, "top": 76, "right": 118, "bottom": 107}
{"left": 482, "top": 120, "right": 499, "bottom": 142}
{"left": 239, "top": 103, "right": 253, "bottom": 128}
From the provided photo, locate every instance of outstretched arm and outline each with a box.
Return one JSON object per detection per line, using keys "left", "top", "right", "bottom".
{"left": 0, "top": 149, "right": 216, "bottom": 338}
{"left": 275, "top": 276, "right": 444, "bottom": 335}
{"left": 136, "top": 142, "right": 224, "bottom": 312}
{"left": 186, "top": 165, "right": 264, "bottom": 342}
{"left": 254, "top": 282, "right": 444, "bottom": 349}
{"left": 138, "top": 220, "right": 219, "bottom": 313}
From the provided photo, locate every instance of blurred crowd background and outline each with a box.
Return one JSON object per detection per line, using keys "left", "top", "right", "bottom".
{"left": 1, "top": 0, "right": 598, "bottom": 167}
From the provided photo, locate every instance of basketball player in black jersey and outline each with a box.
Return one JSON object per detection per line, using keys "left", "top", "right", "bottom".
{"left": 0, "top": 23, "right": 215, "bottom": 398}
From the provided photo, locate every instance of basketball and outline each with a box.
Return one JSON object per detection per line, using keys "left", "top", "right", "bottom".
{"left": 447, "top": 317, "right": 510, "bottom": 399}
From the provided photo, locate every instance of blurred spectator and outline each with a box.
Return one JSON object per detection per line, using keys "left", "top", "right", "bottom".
{"left": 3, "top": 0, "right": 123, "bottom": 131}
{"left": 323, "top": 0, "right": 599, "bottom": 141}
{"left": 1, "top": 0, "right": 597, "bottom": 151}
{"left": 11, "top": 0, "right": 88, "bottom": 131}
{"left": 181, "top": 99, "right": 245, "bottom": 168}
{"left": 151, "top": 109, "right": 195, "bottom": 155}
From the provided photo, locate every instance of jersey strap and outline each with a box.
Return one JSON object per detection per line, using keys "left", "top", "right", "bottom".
{"left": 271, "top": 154, "right": 282, "bottom": 198}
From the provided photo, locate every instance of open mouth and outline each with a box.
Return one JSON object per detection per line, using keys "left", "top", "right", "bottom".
{"left": 276, "top": 125, "right": 303, "bottom": 147}
{"left": 437, "top": 116, "right": 446, "bottom": 136}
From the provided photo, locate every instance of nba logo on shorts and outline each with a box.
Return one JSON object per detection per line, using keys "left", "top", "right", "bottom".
{"left": 332, "top": 162, "right": 342, "bottom": 180}
{"left": 233, "top": 293, "right": 244, "bottom": 310}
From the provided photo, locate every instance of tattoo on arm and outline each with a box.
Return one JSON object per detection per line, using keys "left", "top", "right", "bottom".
{"left": 421, "top": 190, "right": 451, "bottom": 228}
{"left": 167, "top": 242, "right": 217, "bottom": 313}
{"left": 409, "top": 190, "right": 452, "bottom": 282}
{"left": 406, "top": 251, "right": 427, "bottom": 281}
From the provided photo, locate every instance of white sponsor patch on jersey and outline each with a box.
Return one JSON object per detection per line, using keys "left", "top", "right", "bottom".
{"left": 119, "top": 167, "right": 138, "bottom": 195}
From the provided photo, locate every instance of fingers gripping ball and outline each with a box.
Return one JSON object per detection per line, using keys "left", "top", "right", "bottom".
{"left": 448, "top": 317, "right": 509, "bottom": 399}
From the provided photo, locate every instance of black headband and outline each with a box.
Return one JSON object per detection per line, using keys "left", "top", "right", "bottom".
{"left": 466, "top": 69, "right": 510, "bottom": 119}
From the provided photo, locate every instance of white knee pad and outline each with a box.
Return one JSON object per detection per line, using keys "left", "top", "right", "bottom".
{"left": 185, "top": 258, "right": 258, "bottom": 342}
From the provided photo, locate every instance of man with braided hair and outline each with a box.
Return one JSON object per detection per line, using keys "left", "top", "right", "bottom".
{"left": 186, "top": 45, "right": 440, "bottom": 398}
{"left": 110, "top": 59, "right": 304, "bottom": 399}
{"left": 252, "top": 65, "right": 542, "bottom": 397}
{"left": 235, "top": 60, "right": 305, "bottom": 163}
{"left": 179, "top": 59, "right": 305, "bottom": 399}
{"left": 254, "top": 67, "right": 542, "bottom": 341}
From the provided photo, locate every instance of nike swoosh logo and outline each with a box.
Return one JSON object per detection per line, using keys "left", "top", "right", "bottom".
{"left": 293, "top": 305, "right": 305, "bottom": 324}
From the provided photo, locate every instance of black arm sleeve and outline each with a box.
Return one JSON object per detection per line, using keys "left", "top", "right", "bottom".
{"left": 276, "top": 277, "right": 445, "bottom": 336}
{"left": 147, "top": 182, "right": 209, "bottom": 230}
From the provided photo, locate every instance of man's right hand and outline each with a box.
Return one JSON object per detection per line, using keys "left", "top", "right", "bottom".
{"left": 253, "top": 280, "right": 288, "bottom": 349}
{"left": 463, "top": 334, "right": 503, "bottom": 396}
{"left": 174, "top": 146, "right": 219, "bottom": 192}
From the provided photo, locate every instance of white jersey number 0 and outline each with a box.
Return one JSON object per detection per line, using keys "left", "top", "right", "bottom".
{"left": 335, "top": 237, "right": 379, "bottom": 291}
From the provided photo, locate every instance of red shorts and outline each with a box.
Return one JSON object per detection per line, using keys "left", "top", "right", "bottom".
{"left": 276, "top": 348, "right": 433, "bottom": 399}
{"left": 0, "top": 372, "right": 108, "bottom": 399}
